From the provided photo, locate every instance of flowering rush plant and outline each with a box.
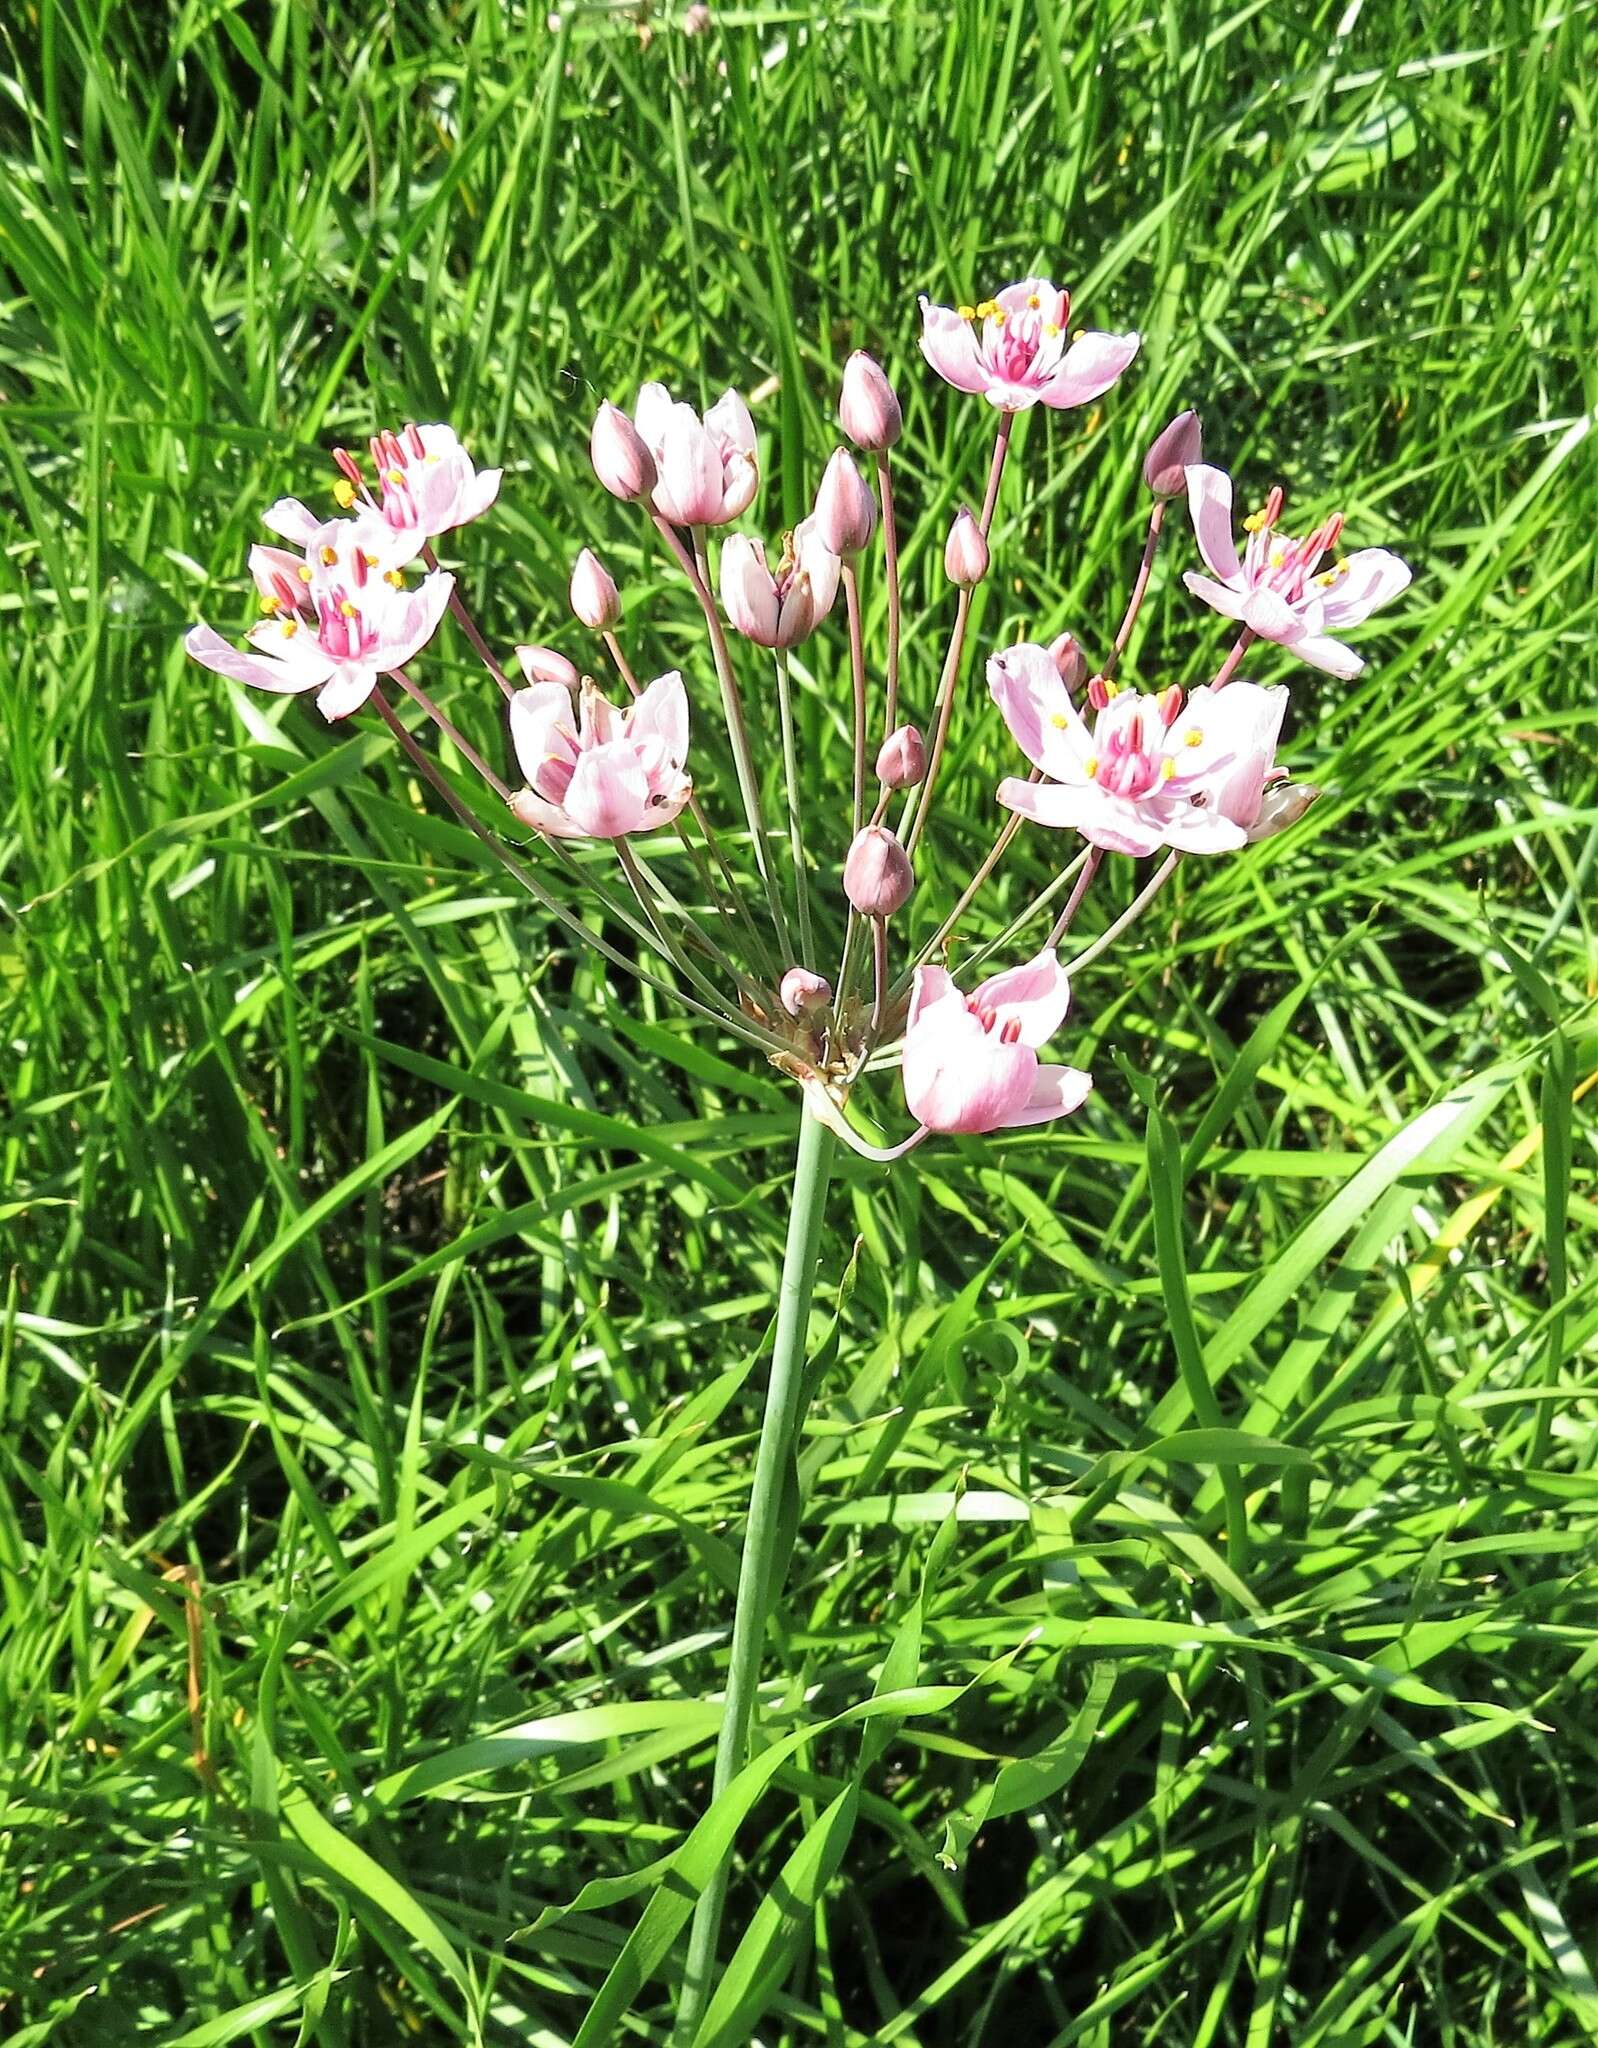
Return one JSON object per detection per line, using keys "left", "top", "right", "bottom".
{"left": 186, "top": 275, "right": 1409, "bottom": 2014}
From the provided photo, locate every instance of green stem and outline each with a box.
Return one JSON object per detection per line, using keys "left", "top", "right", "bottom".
{"left": 676, "top": 1103, "right": 836, "bottom": 2038}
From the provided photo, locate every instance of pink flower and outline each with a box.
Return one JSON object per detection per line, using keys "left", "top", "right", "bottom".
{"left": 719, "top": 518, "right": 840, "bottom": 648}
{"left": 263, "top": 427, "right": 500, "bottom": 566}
{"left": 838, "top": 352, "right": 902, "bottom": 452}
{"left": 634, "top": 383, "right": 758, "bottom": 527}
{"left": 186, "top": 545, "right": 455, "bottom": 721}
{"left": 590, "top": 402, "right": 657, "bottom": 503}
{"left": 1183, "top": 465, "right": 1411, "bottom": 678}
{"left": 780, "top": 967, "right": 831, "bottom": 1016}
{"left": 902, "top": 950, "right": 1092, "bottom": 1135}
{"left": 989, "top": 642, "right": 1288, "bottom": 857}
{"left": 508, "top": 671, "right": 691, "bottom": 839}
{"left": 812, "top": 450, "right": 876, "bottom": 556}
{"left": 918, "top": 278, "right": 1140, "bottom": 414}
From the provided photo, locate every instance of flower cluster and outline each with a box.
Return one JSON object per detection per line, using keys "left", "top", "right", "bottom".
{"left": 187, "top": 279, "right": 1410, "bottom": 1154}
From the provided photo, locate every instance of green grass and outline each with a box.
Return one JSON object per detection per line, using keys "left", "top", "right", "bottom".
{"left": 3, "top": 0, "right": 1598, "bottom": 2042}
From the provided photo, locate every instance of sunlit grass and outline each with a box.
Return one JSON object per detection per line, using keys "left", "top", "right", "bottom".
{"left": 1, "top": 0, "right": 1595, "bottom": 2041}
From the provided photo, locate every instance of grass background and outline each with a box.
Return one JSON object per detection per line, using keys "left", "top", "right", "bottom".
{"left": 3, "top": 0, "right": 1597, "bottom": 2041}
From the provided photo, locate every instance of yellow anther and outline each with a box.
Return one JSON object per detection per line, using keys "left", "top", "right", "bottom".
{"left": 1101, "top": 680, "right": 1119, "bottom": 700}
{"left": 297, "top": 563, "right": 313, "bottom": 582}
{"left": 1042, "top": 322, "right": 1060, "bottom": 338}
{"left": 1026, "top": 292, "right": 1041, "bottom": 309}
{"left": 1049, "top": 712, "right": 1071, "bottom": 729}
{"left": 333, "top": 478, "right": 357, "bottom": 508}
{"left": 364, "top": 551, "right": 380, "bottom": 567}
{"left": 1269, "top": 547, "right": 1286, "bottom": 568}
{"left": 387, "top": 468, "right": 405, "bottom": 486}
{"left": 320, "top": 545, "right": 338, "bottom": 565}
{"left": 281, "top": 621, "right": 298, "bottom": 639}
{"left": 1315, "top": 570, "right": 1337, "bottom": 587}
{"left": 259, "top": 594, "right": 280, "bottom": 616}
{"left": 383, "top": 568, "right": 405, "bottom": 587}
{"left": 1184, "top": 727, "right": 1204, "bottom": 747}
{"left": 1241, "top": 512, "right": 1265, "bottom": 533}
{"left": 957, "top": 304, "right": 977, "bottom": 321}
{"left": 1084, "top": 755, "right": 1099, "bottom": 778}
{"left": 1334, "top": 555, "right": 1348, "bottom": 572}
{"left": 339, "top": 600, "right": 358, "bottom": 618}
{"left": 975, "top": 299, "right": 998, "bottom": 319}
{"left": 1161, "top": 757, "right": 1176, "bottom": 780}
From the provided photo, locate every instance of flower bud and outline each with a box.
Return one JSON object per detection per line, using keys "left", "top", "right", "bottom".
{"left": 1143, "top": 408, "right": 1203, "bottom": 498}
{"left": 1048, "top": 631, "right": 1088, "bottom": 693}
{"left": 590, "top": 401, "right": 657, "bottom": 502}
{"left": 839, "top": 351, "right": 902, "bottom": 453}
{"left": 516, "top": 644, "right": 580, "bottom": 688}
{"left": 682, "top": 1, "right": 711, "bottom": 30}
{"left": 843, "top": 826, "right": 913, "bottom": 918}
{"left": 812, "top": 449, "right": 876, "bottom": 556}
{"left": 779, "top": 966, "right": 831, "bottom": 1016}
{"left": 944, "top": 507, "right": 989, "bottom": 588}
{"left": 1245, "top": 782, "right": 1319, "bottom": 842}
{"left": 570, "top": 548, "right": 620, "bottom": 631}
{"left": 876, "top": 724, "right": 926, "bottom": 790}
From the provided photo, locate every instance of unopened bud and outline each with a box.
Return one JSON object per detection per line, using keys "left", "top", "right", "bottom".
{"left": 682, "top": 1, "right": 711, "bottom": 30}
{"left": 590, "top": 402, "right": 657, "bottom": 502}
{"left": 570, "top": 548, "right": 620, "bottom": 630}
{"left": 944, "top": 507, "right": 989, "bottom": 587}
{"left": 516, "top": 644, "right": 580, "bottom": 688}
{"left": 780, "top": 966, "right": 831, "bottom": 1016}
{"left": 812, "top": 449, "right": 877, "bottom": 556}
{"left": 843, "top": 826, "right": 914, "bottom": 918}
{"left": 1246, "top": 782, "right": 1319, "bottom": 842}
{"left": 839, "top": 351, "right": 903, "bottom": 453}
{"left": 1143, "top": 408, "right": 1203, "bottom": 498}
{"left": 1048, "top": 631, "right": 1088, "bottom": 693}
{"left": 876, "top": 724, "right": 926, "bottom": 789}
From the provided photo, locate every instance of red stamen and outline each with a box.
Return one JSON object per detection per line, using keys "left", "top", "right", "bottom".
{"left": 406, "top": 422, "right": 426, "bottom": 459}
{"left": 999, "top": 1017, "right": 1022, "bottom": 1045}
{"left": 1261, "top": 484, "right": 1284, "bottom": 529}
{"left": 333, "top": 446, "right": 363, "bottom": 488}
{"left": 1087, "top": 676, "right": 1111, "bottom": 712}
{"left": 1158, "top": 684, "right": 1184, "bottom": 727}
{"left": 351, "top": 549, "right": 368, "bottom": 587}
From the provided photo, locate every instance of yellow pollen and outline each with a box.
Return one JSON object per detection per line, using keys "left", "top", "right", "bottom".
{"left": 1269, "top": 547, "right": 1286, "bottom": 568}
{"left": 339, "top": 600, "right": 358, "bottom": 618}
{"left": 1049, "top": 712, "right": 1071, "bottom": 729}
{"left": 1161, "top": 757, "right": 1176, "bottom": 780}
{"left": 1043, "top": 322, "right": 1060, "bottom": 338}
{"left": 1335, "top": 555, "right": 1348, "bottom": 572}
{"left": 1241, "top": 512, "right": 1265, "bottom": 533}
{"left": 1027, "top": 292, "right": 1040, "bottom": 308}
{"left": 384, "top": 569, "right": 405, "bottom": 587}
{"left": 1101, "top": 680, "right": 1119, "bottom": 700}
{"left": 957, "top": 304, "right": 977, "bottom": 321}
{"left": 332, "top": 478, "right": 356, "bottom": 508}
{"left": 364, "top": 551, "right": 380, "bottom": 567}
{"left": 1315, "top": 570, "right": 1337, "bottom": 587}
{"left": 1084, "top": 755, "right": 1099, "bottom": 778}
{"left": 297, "top": 563, "right": 313, "bottom": 582}
{"left": 1184, "top": 727, "right": 1204, "bottom": 747}
{"left": 320, "top": 545, "right": 338, "bottom": 565}
{"left": 281, "top": 621, "right": 298, "bottom": 639}
{"left": 259, "top": 594, "right": 280, "bottom": 615}
{"left": 387, "top": 468, "right": 405, "bottom": 486}
{"left": 975, "top": 299, "right": 998, "bottom": 319}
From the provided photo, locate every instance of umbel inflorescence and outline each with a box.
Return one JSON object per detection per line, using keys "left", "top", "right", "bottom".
{"left": 187, "top": 280, "right": 1410, "bottom": 1156}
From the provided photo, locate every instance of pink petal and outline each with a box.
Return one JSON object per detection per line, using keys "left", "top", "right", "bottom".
{"left": 509, "top": 682, "right": 578, "bottom": 788}
{"left": 719, "top": 535, "right": 780, "bottom": 645}
{"left": 1037, "top": 329, "right": 1141, "bottom": 410}
{"left": 561, "top": 745, "right": 653, "bottom": 838}
{"left": 1183, "top": 465, "right": 1241, "bottom": 582}
{"left": 983, "top": 382, "right": 1047, "bottom": 413}
{"left": 260, "top": 498, "right": 323, "bottom": 544}
{"left": 907, "top": 965, "right": 961, "bottom": 1033}
{"left": 987, "top": 642, "right": 1090, "bottom": 781}
{"left": 705, "top": 389, "right": 756, "bottom": 457}
{"left": 1287, "top": 632, "right": 1364, "bottom": 678}
{"left": 1183, "top": 570, "right": 1246, "bottom": 622}
{"left": 970, "top": 948, "right": 1072, "bottom": 1049}
{"left": 633, "top": 382, "right": 676, "bottom": 451}
{"left": 314, "top": 665, "right": 378, "bottom": 720}
{"left": 657, "top": 412, "right": 724, "bottom": 526}
{"left": 1159, "top": 806, "right": 1249, "bottom": 854}
{"left": 1317, "top": 547, "right": 1411, "bottom": 629}
{"left": 381, "top": 571, "right": 455, "bottom": 671}
{"left": 185, "top": 621, "right": 331, "bottom": 695}
{"left": 918, "top": 298, "right": 989, "bottom": 395}
{"left": 1241, "top": 586, "right": 1308, "bottom": 644}
{"left": 903, "top": 1022, "right": 1037, "bottom": 1135}
{"left": 627, "top": 669, "right": 689, "bottom": 766}
{"left": 509, "top": 787, "right": 582, "bottom": 838}
{"left": 457, "top": 466, "right": 503, "bottom": 525}
{"left": 992, "top": 1062, "right": 1093, "bottom": 1129}
{"left": 996, "top": 776, "right": 1167, "bottom": 856}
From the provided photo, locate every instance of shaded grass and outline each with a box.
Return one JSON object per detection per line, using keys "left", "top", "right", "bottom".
{"left": 2, "top": 0, "right": 1597, "bottom": 2042}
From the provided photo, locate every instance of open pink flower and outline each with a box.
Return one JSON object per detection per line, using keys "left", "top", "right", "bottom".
{"left": 186, "top": 546, "right": 455, "bottom": 721}
{"left": 1183, "top": 465, "right": 1410, "bottom": 678}
{"left": 633, "top": 383, "right": 758, "bottom": 526}
{"left": 508, "top": 671, "right": 691, "bottom": 839}
{"left": 919, "top": 278, "right": 1140, "bottom": 413}
{"left": 719, "top": 518, "right": 840, "bottom": 648}
{"left": 264, "top": 427, "right": 501, "bottom": 566}
{"left": 989, "top": 642, "right": 1287, "bottom": 857}
{"left": 902, "top": 950, "right": 1092, "bottom": 1135}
